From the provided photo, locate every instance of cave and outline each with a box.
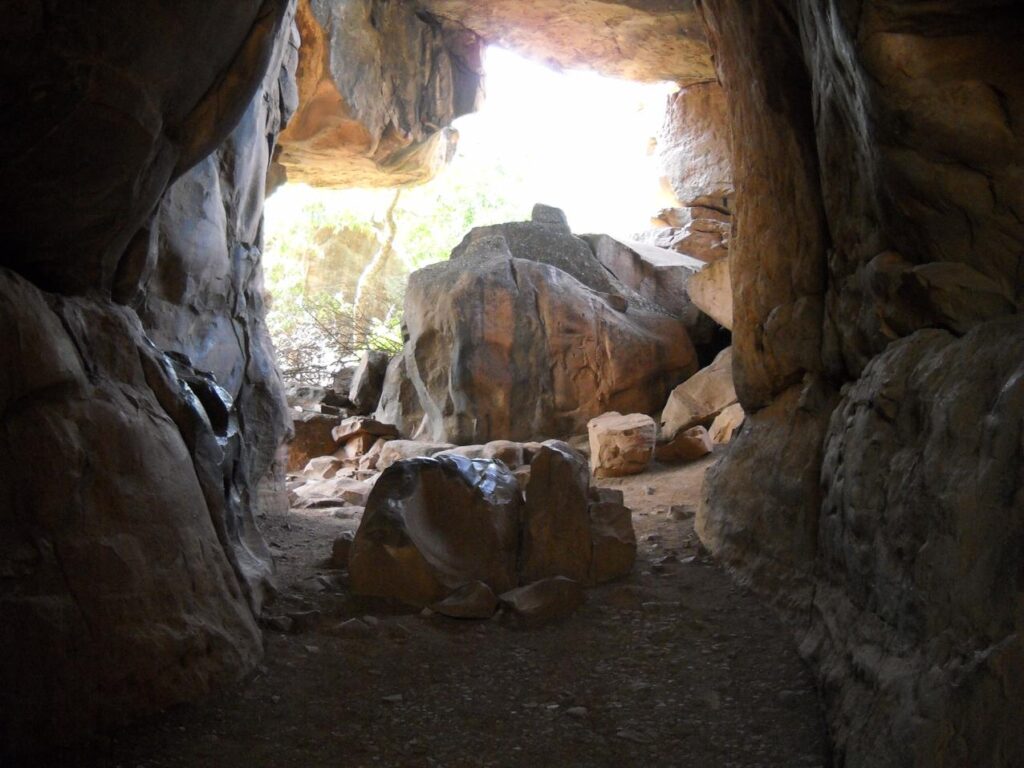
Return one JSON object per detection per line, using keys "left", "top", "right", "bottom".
{"left": 1, "top": 2, "right": 1022, "bottom": 766}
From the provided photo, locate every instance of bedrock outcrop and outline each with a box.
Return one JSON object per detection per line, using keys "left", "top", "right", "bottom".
{"left": 698, "top": 2, "right": 1024, "bottom": 766}
{"left": 377, "top": 209, "right": 697, "bottom": 444}
{"left": 274, "top": 0, "right": 483, "bottom": 188}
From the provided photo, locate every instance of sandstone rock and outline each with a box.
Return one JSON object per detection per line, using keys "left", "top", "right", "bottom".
{"left": 384, "top": 214, "right": 696, "bottom": 444}
{"left": 687, "top": 258, "right": 733, "bottom": 330}
{"left": 660, "top": 347, "right": 737, "bottom": 439}
{"left": 709, "top": 403, "right": 744, "bottom": 444}
{"left": 302, "top": 456, "right": 349, "bottom": 480}
{"left": 587, "top": 412, "right": 657, "bottom": 479}
{"left": 483, "top": 440, "right": 526, "bottom": 469}
{"left": 499, "top": 577, "right": 585, "bottom": 625}
{"left": 348, "top": 350, "right": 392, "bottom": 416}
{"left": 291, "top": 476, "right": 373, "bottom": 509}
{"left": 349, "top": 456, "right": 522, "bottom": 607}
{"left": 419, "top": 0, "right": 713, "bottom": 83}
{"left": 331, "top": 416, "right": 401, "bottom": 445}
{"left": 658, "top": 81, "right": 733, "bottom": 208}
{"left": 520, "top": 445, "right": 594, "bottom": 584}
{"left": 655, "top": 425, "right": 713, "bottom": 463}
{"left": 357, "top": 437, "right": 390, "bottom": 472}
{"left": 584, "top": 234, "right": 704, "bottom": 317}
{"left": 430, "top": 581, "right": 499, "bottom": 620}
{"left": 375, "top": 353, "right": 427, "bottom": 439}
{"left": 288, "top": 412, "right": 340, "bottom": 473}
{"left": 275, "top": 0, "right": 483, "bottom": 188}
{"left": 377, "top": 440, "right": 457, "bottom": 471}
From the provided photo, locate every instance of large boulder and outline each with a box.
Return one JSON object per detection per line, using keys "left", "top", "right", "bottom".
{"left": 687, "top": 257, "right": 733, "bottom": 330}
{"left": 287, "top": 412, "right": 340, "bottom": 472}
{"left": 349, "top": 456, "right": 523, "bottom": 607}
{"left": 382, "top": 211, "right": 697, "bottom": 444}
{"left": 660, "top": 347, "right": 737, "bottom": 439}
{"left": 586, "top": 412, "right": 657, "bottom": 479}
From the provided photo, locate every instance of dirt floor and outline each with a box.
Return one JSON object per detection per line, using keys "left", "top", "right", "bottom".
{"left": 59, "top": 452, "right": 829, "bottom": 768}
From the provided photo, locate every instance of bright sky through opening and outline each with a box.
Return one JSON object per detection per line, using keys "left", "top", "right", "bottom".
{"left": 267, "top": 46, "right": 677, "bottom": 242}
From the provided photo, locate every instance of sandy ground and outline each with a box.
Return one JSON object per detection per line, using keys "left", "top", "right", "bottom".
{"left": 56, "top": 452, "right": 829, "bottom": 768}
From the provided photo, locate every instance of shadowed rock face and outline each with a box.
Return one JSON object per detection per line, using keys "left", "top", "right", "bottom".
{"left": 380, "top": 211, "right": 697, "bottom": 444}
{"left": 0, "top": 0, "right": 298, "bottom": 756}
{"left": 697, "top": 1, "right": 1024, "bottom": 765}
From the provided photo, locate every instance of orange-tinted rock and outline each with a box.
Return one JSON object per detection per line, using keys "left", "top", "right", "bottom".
{"left": 349, "top": 456, "right": 522, "bottom": 607}
{"left": 660, "top": 347, "right": 737, "bottom": 439}
{"left": 385, "top": 211, "right": 697, "bottom": 444}
{"left": 287, "top": 412, "right": 340, "bottom": 473}
{"left": 275, "top": 0, "right": 483, "bottom": 188}
{"left": 587, "top": 412, "right": 657, "bottom": 478}
{"left": 688, "top": 258, "right": 733, "bottom": 330}
{"left": 655, "top": 425, "right": 713, "bottom": 463}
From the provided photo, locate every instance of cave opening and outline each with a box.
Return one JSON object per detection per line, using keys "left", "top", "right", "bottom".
{"left": 3, "top": 1, "right": 1021, "bottom": 766}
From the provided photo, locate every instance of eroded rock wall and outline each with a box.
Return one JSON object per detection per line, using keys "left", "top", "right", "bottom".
{"left": 0, "top": 0, "right": 298, "bottom": 756}
{"left": 697, "top": 1, "right": 1024, "bottom": 765}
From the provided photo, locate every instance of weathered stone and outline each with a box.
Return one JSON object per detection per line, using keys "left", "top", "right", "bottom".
{"left": 287, "top": 412, "right": 340, "bottom": 473}
{"left": 275, "top": 0, "right": 483, "bottom": 188}
{"left": 349, "top": 456, "right": 522, "bottom": 607}
{"left": 302, "top": 455, "right": 348, "bottom": 480}
{"left": 419, "top": 0, "right": 713, "bottom": 83}
{"left": 587, "top": 412, "right": 657, "bottom": 479}
{"left": 385, "top": 213, "right": 696, "bottom": 444}
{"left": 660, "top": 347, "right": 737, "bottom": 439}
{"left": 658, "top": 81, "right": 733, "bottom": 208}
{"left": 499, "top": 577, "right": 585, "bottom": 625}
{"left": 357, "top": 437, "right": 390, "bottom": 472}
{"left": 348, "top": 350, "right": 392, "bottom": 416}
{"left": 331, "top": 416, "right": 401, "bottom": 444}
{"left": 291, "top": 476, "right": 373, "bottom": 508}
{"left": 584, "top": 234, "right": 704, "bottom": 318}
{"left": 430, "top": 581, "right": 499, "bottom": 620}
{"left": 377, "top": 440, "right": 458, "bottom": 471}
{"left": 687, "top": 258, "right": 732, "bottom": 330}
{"left": 375, "top": 353, "right": 426, "bottom": 439}
{"left": 655, "top": 425, "right": 713, "bottom": 463}
{"left": 708, "top": 403, "right": 744, "bottom": 444}
{"left": 520, "top": 445, "right": 593, "bottom": 584}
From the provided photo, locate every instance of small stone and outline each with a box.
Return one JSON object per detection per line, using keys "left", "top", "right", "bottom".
{"left": 566, "top": 706, "right": 588, "bottom": 718}
{"left": 669, "top": 504, "right": 695, "bottom": 520}
{"left": 382, "top": 694, "right": 404, "bottom": 704}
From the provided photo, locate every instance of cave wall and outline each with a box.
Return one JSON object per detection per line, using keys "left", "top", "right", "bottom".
{"left": 274, "top": 0, "right": 484, "bottom": 188}
{"left": 0, "top": 0, "right": 299, "bottom": 756}
{"left": 696, "top": 1, "right": 1024, "bottom": 765}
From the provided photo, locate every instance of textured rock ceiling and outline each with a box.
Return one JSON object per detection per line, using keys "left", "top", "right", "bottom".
{"left": 420, "top": 0, "right": 714, "bottom": 83}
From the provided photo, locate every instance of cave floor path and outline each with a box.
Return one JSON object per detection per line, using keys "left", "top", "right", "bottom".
{"left": 74, "top": 455, "right": 829, "bottom": 768}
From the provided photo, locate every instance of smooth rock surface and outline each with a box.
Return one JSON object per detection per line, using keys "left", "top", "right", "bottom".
{"left": 655, "top": 425, "right": 713, "bottom": 463}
